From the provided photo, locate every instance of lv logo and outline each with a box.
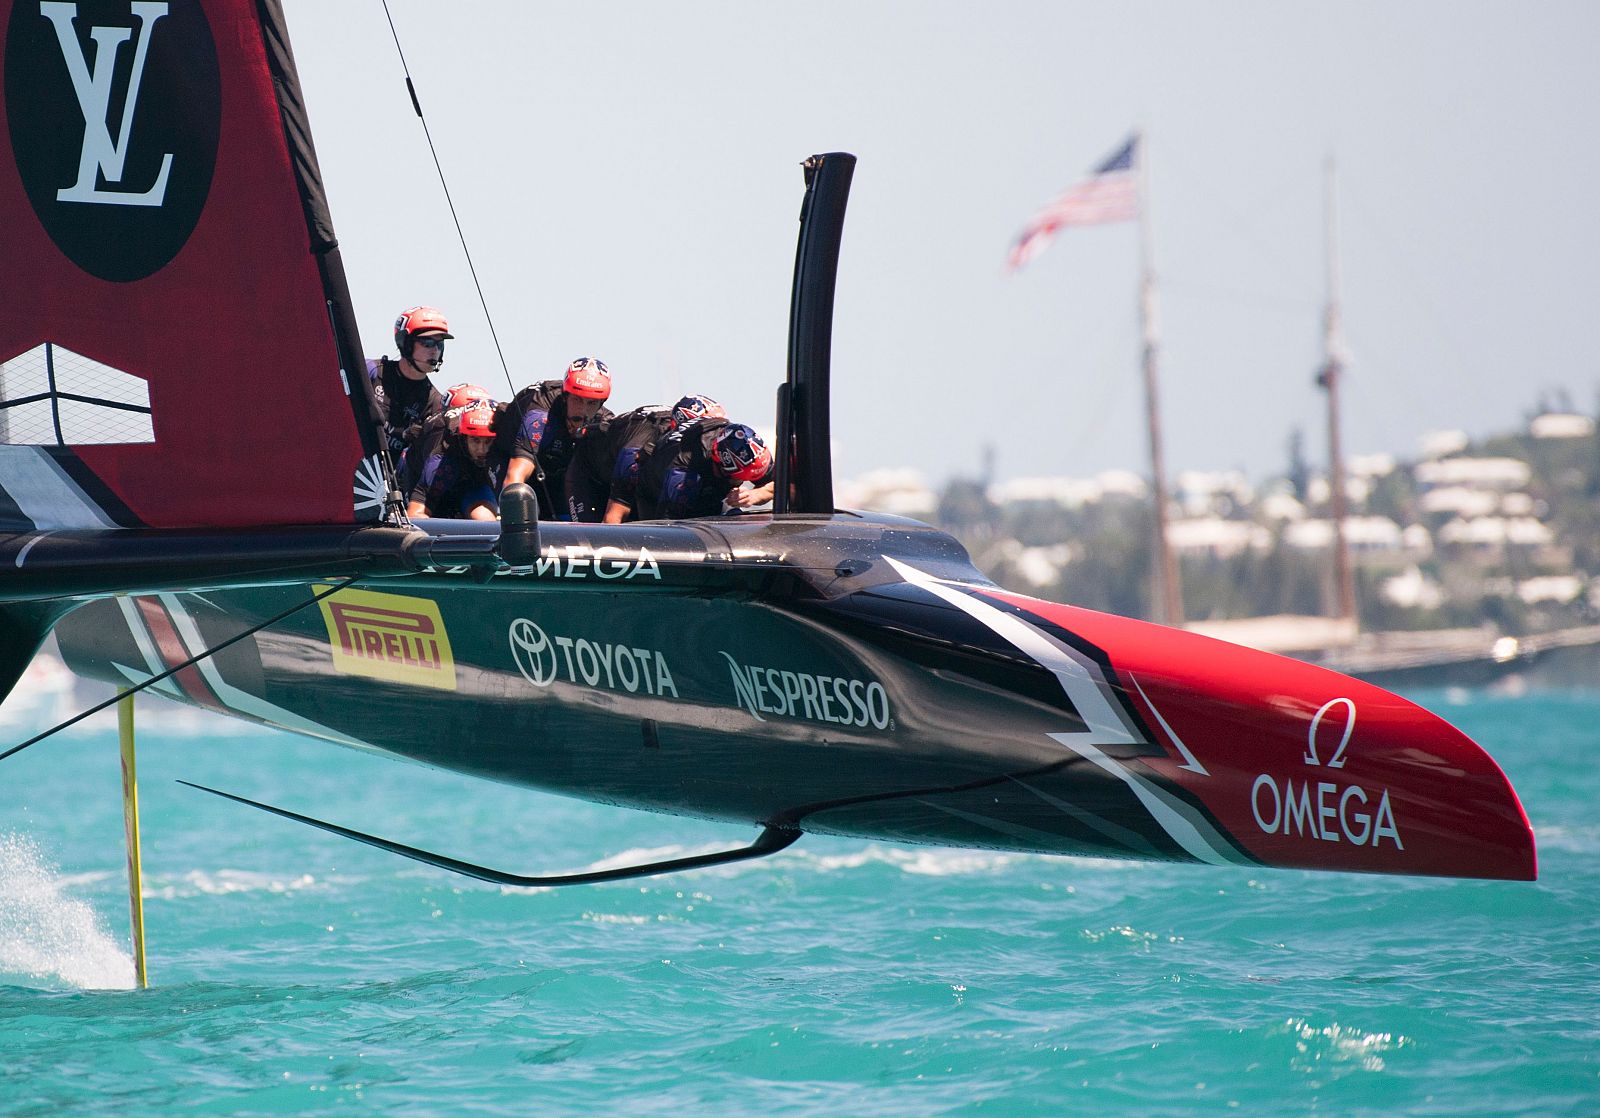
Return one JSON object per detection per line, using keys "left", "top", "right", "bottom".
{"left": 40, "top": 0, "right": 173, "bottom": 207}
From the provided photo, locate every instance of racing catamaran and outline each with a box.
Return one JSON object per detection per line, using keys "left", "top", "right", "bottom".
{"left": 0, "top": 0, "right": 1535, "bottom": 894}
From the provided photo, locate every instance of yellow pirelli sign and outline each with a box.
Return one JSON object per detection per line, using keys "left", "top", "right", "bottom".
{"left": 315, "top": 586, "right": 457, "bottom": 691}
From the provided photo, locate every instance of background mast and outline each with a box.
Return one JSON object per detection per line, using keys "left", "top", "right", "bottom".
{"left": 1138, "top": 131, "right": 1184, "bottom": 625}
{"left": 1317, "top": 155, "right": 1358, "bottom": 631}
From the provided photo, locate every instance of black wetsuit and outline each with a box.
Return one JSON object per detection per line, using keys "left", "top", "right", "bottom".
{"left": 367, "top": 356, "right": 442, "bottom": 493}
{"left": 565, "top": 405, "right": 676, "bottom": 522}
{"left": 499, "top": 380, "right": 613, "bottom": 521}
{"left": 636, "top": 418, "right": 772, "bottom": 520}
{"left": 410, "top": 434, "right": 507, "bottom": 519}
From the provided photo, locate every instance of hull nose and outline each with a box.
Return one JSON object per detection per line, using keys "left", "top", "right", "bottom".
{"left": 989, "top": 591, "right": 1536, "bottom": 881}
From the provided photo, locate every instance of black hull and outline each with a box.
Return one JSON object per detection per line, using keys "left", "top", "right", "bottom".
{"left": 51, "top": 513, "right": 1536, "bottom": 880}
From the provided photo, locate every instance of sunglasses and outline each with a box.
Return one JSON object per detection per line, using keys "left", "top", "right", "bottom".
{"left": 414, "top": 336, "right": 446, "bottom": 351}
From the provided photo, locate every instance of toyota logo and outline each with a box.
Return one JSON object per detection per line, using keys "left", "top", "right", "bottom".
{"left": 509, "top": 618, "right": 556, "bottom": 686}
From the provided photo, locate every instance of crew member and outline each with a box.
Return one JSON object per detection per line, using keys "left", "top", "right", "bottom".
{"left": 407, "top": 403, "right": 505, "bottom": 520}
{"left": 498, "top": 357, "right": 614, "bottom": 520}
{"left": 636, "top": 418, "right": 774, "bottom": 520}
{"left": 400, "top": 382, "right": 493, "bottom": 489}
{"left": 566, "top": 394, "right": 730, "bottom": 523}
{"left": 369, "top": 306, "right": 451, "bottom": 493}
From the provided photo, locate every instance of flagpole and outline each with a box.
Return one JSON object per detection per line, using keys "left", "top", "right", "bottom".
{"left": 1317, "top": 155, "right": 1357, "bottom": 632}
{"left": 1137, "top": 130, "right": 1184, "bottom": 626}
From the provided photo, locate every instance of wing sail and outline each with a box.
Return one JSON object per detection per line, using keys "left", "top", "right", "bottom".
{"left": 0, "top": 0, "right": 384, "bottom": 530}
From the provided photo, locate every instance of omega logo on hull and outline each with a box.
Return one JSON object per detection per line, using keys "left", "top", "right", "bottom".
{"left": 6, "top": 0, "right": 220, "bottom": 280}
{"left": 1249, "top": 697, "right": 1404, "bottom": 851}
{"left": 532, "top": 545, "right": 662, "bottom": 581}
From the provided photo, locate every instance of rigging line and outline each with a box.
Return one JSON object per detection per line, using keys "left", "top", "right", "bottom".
{"left": 381, "top": 1, "right": 516, "bottom": 401}
{"left": 0, "top": 576, "right": 363, "bottom": 764}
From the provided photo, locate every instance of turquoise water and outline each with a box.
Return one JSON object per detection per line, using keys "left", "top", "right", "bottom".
{"left": 2, "top": 687, "right": 1597, "bottom": 1116}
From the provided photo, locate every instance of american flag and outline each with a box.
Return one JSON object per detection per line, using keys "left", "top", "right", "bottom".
{"left": 1007, "top": 135, "right": 1139, "bottom": 271}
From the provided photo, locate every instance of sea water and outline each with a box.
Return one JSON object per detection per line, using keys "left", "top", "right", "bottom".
{"left": 1, "top": 685, "right": 1596, "bottom": 1116}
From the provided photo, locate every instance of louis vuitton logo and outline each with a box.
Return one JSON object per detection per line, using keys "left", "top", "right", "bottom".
{"left": 40, "top": 0, "right": 173, "bottom": 207}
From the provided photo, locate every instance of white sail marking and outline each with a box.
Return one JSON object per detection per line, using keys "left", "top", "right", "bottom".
{"left": 1128, "top": 673, "right": 1209, "bottom": 775}
{"left": 14, "top": 532, "right": 51, "bottom": 567}
{"left": 154, "top": 593, "right": 363, "bottom": 746}
{"left": 1043, "top": 733, "right": 1236, "bottom": 866}
{"left": 111, "top": 661, "right": 185, "bottom": 700}
{"left": 113, "top": 596, "right": 184, "bottom": 699}
{"left": 1, "top": 343, "right": 155, "bottom": 445}
{"left": 883, "top": 556, "right": 1136, "bottom": 747}
{"left": 884, "top": 556, "right": 1238, "bottom": 867}
{"left": 0, "top": 446, "right": 117, "bottom": 528}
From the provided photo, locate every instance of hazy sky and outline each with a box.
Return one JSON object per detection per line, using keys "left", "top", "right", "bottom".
{"left": 282, "top": 0, "right": 1600, "bottom": 488}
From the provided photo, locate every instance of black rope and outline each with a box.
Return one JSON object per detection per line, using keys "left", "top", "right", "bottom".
{"left": 0, "top": 577, "right": 363, "bottom": 764}
{"left": 381, "top": 1, "right": 515, "bottom": 401}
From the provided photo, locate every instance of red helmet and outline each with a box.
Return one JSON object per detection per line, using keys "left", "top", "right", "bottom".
{"left": 443, "top": 383, "right": 493, "bottom": 433}
{"left": 672, "top": 394, "right": 726, "bottom": 428}
{"left": 458, "top": 404, "right": 496, "bottom": 439}
{"left": 710, "top": 424, "right": 772, "bottom": 482}
{"left": 394, "top": 306, "right": 454, "bottom": 358}
{"left": 445, "top": 383, "right": 490, "bottom": 409}
{"left": 562, "top": 357, "right": 611, "bottom": 401}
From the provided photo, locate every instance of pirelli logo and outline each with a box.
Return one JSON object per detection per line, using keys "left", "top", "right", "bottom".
{"left": 315, "top": 586, "right": 457, "bottom": 691}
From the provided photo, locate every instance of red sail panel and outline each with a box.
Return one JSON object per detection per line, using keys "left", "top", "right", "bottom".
{"left": 0, "top": 0, "right": 371, "bottom": 528}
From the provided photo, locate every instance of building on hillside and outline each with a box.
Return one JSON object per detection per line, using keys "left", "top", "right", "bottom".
{"left": 986, "top": 470, "right": 1149, "bottom": 510}
{"left": 1166, "top": 517, "right": 1271, "bottom": 560}
{"left": 1414, "top": 457, "right": 1532, "bottom": 490}
{"left": 1435, "top": 516, "right": 1558, "bottom": 564}
{"left": 1419, "top": 429, "right": 1470, "bottom": 459}
{"left": 1173, "top": 470, "right": 1254, "bottom": 518}
{"left": 1282, "top": 516, "right": 1423, "bottom": 562}
{"left": 1529, "top": 413, "right": 1595, "bottom": 440}
{"left": 837, "top": 469, "right": 937, "bottom": 518}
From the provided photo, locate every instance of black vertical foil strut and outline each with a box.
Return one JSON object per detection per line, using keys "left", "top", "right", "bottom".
{"left": 778, "top": 153, "right": 855, "bottom": 514}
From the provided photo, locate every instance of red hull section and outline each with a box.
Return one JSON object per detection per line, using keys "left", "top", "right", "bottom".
{"left": 991, "top": 589, "right": 1536, "bottom": 880}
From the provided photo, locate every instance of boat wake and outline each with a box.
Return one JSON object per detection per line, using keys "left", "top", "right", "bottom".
{"left": 0, "top": 833, "right": 133, "bottom": 990}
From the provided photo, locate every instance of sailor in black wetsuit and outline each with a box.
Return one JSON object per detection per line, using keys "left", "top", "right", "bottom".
{"left": 566, "top": 404, "right": 673, "bottom": 523}
{"left": 406, "top": 403, "right": 506, "bottom": 520}
{"left": 398, "top": 382, "right": 493, "bottom": 495}
{"left": 566, "top": 395, "right": 726, "bottom": 523}
{"left": 367, "top": 306, "right": 451, "bottom": 493}
{"left": 636, "top": 419, "right": 774, "bottom": 520}
{"left": 498, "top": 357, "right": 613, "bottom": 521}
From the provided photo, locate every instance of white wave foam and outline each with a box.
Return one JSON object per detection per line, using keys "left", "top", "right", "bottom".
{"left": 143, "top": 869, "right": 324, "bottom": 900}
{"left": 1281, "top": 1016, "right": 1412, "bottom": 1073}
{"left": 0, "top": 833, "right": 133, "bottom": 990}
{"left": 1532, "top": 825, "right": 1600, "bottom": 854}
{"left": 589, "top": 841, "right": 1144, "bottom": 879}
{"left": 581, "top": 912, "right": 654, "bottom": 925}
{"left": 578, "top": 841, "right": 1025, "bottom": 879}
{"left": 483, "top": 837, "right": 1152, "bottom": 895}
{"left": 799, "top": 844, "right": 1021, "bottom": 876}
